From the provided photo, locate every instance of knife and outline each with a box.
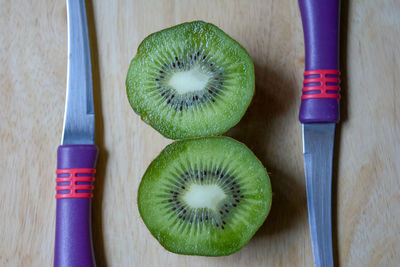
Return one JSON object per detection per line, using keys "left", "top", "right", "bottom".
{"left": 54, "top": 0, "right": 98, "bottom": 266}
{"left": 298, "top": 0, "right": 340, "bottom": 266}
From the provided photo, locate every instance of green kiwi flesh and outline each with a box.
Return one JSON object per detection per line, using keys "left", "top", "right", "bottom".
{"left": 138, "top": 137, "right": 272, "bottom": 256}
{"left": 126, "top": 21, "right": 255, "bottom": 139}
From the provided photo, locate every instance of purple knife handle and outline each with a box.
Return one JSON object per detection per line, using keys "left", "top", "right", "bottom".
{"left": 54, "top": 145, "right": 98, "bottom": 267}
{"left": 299, "top": 0, "right": 341, "bottom": 123}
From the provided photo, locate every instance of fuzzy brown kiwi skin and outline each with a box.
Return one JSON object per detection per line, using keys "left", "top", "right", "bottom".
{"left": 137, "top": 136, "right": 272, "bottom": 256}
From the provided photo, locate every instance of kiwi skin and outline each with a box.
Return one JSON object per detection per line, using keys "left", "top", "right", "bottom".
{"left": 137, "top": 136, "right": 272, "bottom": 256}
{"left": 126, "top": 21, "right": 255, "bottom": 140}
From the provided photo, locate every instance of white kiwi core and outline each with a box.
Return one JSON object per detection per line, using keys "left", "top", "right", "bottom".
{"left": 168, "top": 66, "right": 211, "bottom": 94}
{"left": 182, "top": 184, "right": 227, "bottom": 211}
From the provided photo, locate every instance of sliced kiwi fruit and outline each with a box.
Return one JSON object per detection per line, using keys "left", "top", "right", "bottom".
{"left": 138, "top": 136, "right": 272, "bottom": 256}
{"left": 126, "top": 21, "right": 255, "bottom": 139}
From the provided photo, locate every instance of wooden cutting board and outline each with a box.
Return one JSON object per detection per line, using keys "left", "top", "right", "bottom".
{"left": 1, "top": 0, "right": 399, "bottom": 266}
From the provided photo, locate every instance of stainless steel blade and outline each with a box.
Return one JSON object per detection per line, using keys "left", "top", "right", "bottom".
{"left": 302, "top": 123, "right": 335, "bottom": 267}
{"left": 61, "top": 0, "right": 94, "bottom": 145}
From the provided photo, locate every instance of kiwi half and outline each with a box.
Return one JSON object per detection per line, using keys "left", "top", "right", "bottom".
{"left": 138, "top": 137, "right": 272, "bottom": 256}
{"left": 126, "top": 21, "right": 255, "bottom": 139}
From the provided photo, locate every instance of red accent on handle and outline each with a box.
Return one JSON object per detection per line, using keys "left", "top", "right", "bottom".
{"left": 302, "top": 69, "right": 340, "bottom": 100}
{"left": 56, "top": 168, "right": 96, "bottom": 199}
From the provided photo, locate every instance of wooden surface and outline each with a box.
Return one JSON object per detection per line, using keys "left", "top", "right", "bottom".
{"left": 1, "top": 0, "right": 399, "bottom": 266}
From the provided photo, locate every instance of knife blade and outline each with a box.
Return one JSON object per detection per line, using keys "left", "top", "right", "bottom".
{"left": 298, "top": 0, "right": 341, "bottom": 266}
{"left": 62, "top": 0, "right": 95, "bottom": 145}
{"left": 303, "top": 123, "right": 335, "bottom": 266}
{"left": 54, "top": 0, "right": 98, "bottom": 266}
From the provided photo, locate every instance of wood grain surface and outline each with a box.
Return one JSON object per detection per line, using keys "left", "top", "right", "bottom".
{"left": 1, "top": 0, "right": 399, "bottom": 266}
